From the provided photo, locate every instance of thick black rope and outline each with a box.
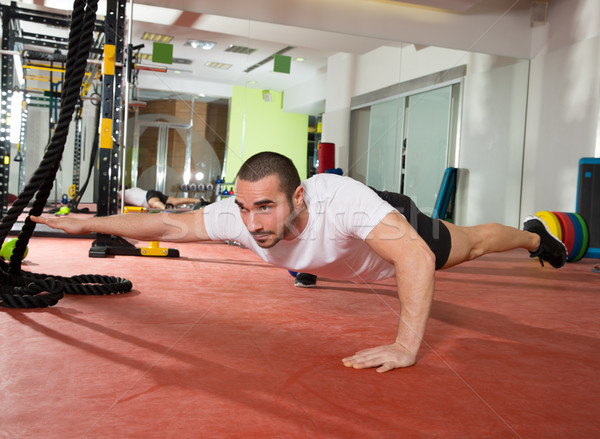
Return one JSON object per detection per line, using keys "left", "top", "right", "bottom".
{"left": 0, "top": 0, "right": 133, "bottom": 308}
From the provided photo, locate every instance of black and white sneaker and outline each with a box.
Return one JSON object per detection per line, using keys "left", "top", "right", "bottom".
{"left": 523, "top": 215, "right": 567, "bottom": 268}
{"left": 294, "top": 273, "right": 318, "bottom": 288}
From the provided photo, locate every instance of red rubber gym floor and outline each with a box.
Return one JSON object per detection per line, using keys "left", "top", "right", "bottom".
{"left": 1, "top": 237, "right": 599, "bottom": 438}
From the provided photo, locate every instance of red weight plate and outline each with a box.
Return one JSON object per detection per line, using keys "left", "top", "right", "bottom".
{"left": 565, "top": 212, "right": 583, "bottom": 262}
{"left": 552, "top": 212, "right": 575, "bottom": 255}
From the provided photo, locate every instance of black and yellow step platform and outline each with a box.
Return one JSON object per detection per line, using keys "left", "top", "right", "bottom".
{"left": 88, "top": 206, "right": 180, "bottom": 258}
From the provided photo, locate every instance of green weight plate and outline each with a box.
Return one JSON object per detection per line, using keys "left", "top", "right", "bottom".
{"left": 572, "top": 213, "right": 589, "bottom": 262}
{"left": 565, "top": 213, "right": 583, "bottom": 262}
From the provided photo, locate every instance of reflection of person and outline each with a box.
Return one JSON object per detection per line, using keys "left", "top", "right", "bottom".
{"left": 33, "top": 152, "right": 567, "bottom": 374}
{"left": 122, "top": 187, "right": 200, "bottom": 210}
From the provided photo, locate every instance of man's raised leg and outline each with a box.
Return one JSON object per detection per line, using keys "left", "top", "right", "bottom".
{"left": 441, "top": 216, "right": 567, "bottom": 269}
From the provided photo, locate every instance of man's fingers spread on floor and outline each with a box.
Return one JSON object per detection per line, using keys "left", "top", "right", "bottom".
{"left": 354, "top": 347, "right": 383, "bottom": 356}
{"left": 376, "top": 362, "right": 396, "bottom": 373}
{"left": 343, "top": 355, "right": 386, "bottom": 369}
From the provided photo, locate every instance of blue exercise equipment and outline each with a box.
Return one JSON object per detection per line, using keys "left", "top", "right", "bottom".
{"left": 432, "top": 167, "right": 457, "bottom": 221}
{"left": 577, "top": 158, "right": 600, "bottom": 258}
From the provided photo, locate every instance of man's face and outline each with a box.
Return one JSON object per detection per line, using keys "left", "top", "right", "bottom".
{"left": 234, "top": 175, "right": 301, "bottom": 249}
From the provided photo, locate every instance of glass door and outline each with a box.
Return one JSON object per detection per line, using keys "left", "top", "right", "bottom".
{"left": 403, "top": 86, "right": 453, "bottom": 215}
{"left": 365, "top": 97, "right": 405, "bottom": 191}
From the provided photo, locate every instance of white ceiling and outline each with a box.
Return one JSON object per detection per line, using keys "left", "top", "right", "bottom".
{"left": 135, "top": 0, "right": 534, "bottom": 57}
{"left": 12, "top": 0, "right": 536, "bottom": 100}
{"left": 387, "top": 0, "right": 488, "bottom": 13}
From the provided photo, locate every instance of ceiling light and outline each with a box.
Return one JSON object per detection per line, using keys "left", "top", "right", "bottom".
{"left": 295, "top": 57, "right": 305, "bottom": 62}
{"left": 225, "top": 45, "right": 257, "bottom": 55}
{"left": 205, "top": 61, "right": 232, "bottom": 70}
{"left": 142, "top": 32, "right": 174, "bottom": 43}
{"left": 186, "top": 40, "right": 216, "bottom": 50}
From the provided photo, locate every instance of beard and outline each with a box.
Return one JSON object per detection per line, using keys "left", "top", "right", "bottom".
{"left": 252, "top": 203, "right": 303, "bottom": 249}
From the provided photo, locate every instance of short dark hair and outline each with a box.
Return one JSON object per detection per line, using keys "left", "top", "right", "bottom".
{"left": 236, "top": 152, "right": 301, "bottom": 201}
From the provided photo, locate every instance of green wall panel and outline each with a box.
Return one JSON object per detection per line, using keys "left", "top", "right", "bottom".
{"left": 224, "top": 86, "right": 308, "bottom": 183}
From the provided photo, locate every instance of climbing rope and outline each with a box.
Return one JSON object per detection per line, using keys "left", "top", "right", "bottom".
{"left": 0, "top": 0, "right": 132, "bottom": 308}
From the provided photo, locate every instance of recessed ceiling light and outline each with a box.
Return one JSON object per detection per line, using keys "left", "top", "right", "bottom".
{"left": 185, "top": 40, "right": 216, "bottom": 50}
{"left": 226, "top": 45, "right": 257, "bottom": 55}
{"left": 295, "top": 57, "right": 305, "bottom": 62}
{"left": 205, "top": 61, "right": 232, "bottom": 70}
{"left": 142, "top": 32, "right": 173, "bottom": 43}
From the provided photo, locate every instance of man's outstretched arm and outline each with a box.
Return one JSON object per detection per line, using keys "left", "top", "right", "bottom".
{"left": 31, "top": 209, "right": 211, "bottom": 243}
{"left": 342, "top": 210, "right": 436, "bottom": 373}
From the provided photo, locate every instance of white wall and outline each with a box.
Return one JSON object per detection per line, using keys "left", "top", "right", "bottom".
{"left": 530, "top": 0, "right": 600, "bottom": 57}
{"left": 352, "top": 46, "right": 402, "bottom": 95}
{"left": 457, "top": 60, "right": 529, "bottom": 227}
{"left": 283, "top": 73, "right": 326, "bottom": 115}
{"left": 321, "top": 53, "right": 356, "bottom": 172}
{"left": 521, "top": 0, "right": 600, "bottom": 218}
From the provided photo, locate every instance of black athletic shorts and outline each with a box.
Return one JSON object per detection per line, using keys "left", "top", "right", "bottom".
{"left": 372, "top": 189, "right": 452, "bottom": 270}
{"left": 146, "top": 190, "right": 169, "bottom": 205}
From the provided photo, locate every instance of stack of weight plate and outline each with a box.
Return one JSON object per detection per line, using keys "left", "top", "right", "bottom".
{"left": 536, "top": 211, "right": 589, "bottom": 262}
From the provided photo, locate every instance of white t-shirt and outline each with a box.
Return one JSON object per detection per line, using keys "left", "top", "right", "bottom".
{"left": 122, "top": 188, "right": 149, "bottom": 208}
{"left": 203, "top": 174, "right": 397, "bottom": 283}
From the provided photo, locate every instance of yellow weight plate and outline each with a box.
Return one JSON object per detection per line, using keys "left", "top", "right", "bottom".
{"left": 535, "top": 210, "right": 562, "bottom": 241}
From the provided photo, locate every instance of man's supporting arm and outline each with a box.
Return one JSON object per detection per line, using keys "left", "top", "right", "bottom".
{"left": 342, "top": 210, "right": 436, "bottom": 373}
